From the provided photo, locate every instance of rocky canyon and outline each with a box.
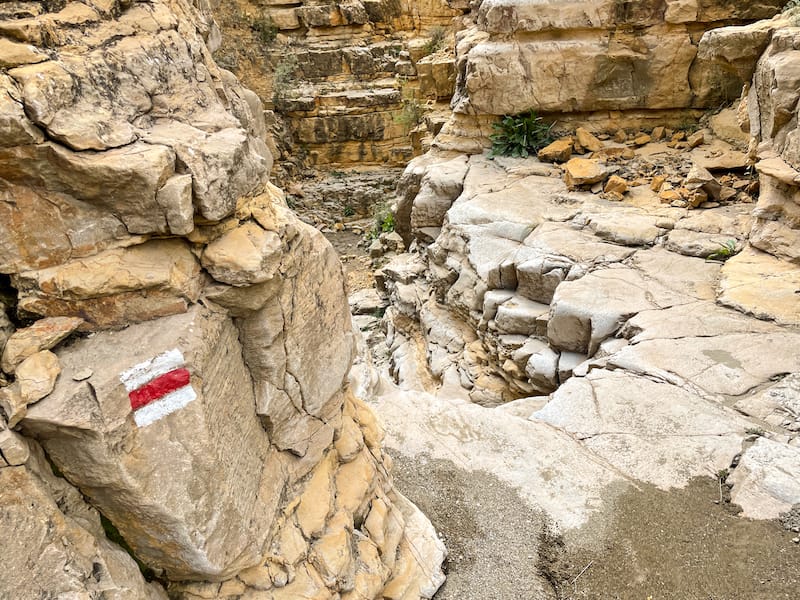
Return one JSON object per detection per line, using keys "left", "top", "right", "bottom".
{"left": 1, "top": 0, "right": 800, "bottom": 599}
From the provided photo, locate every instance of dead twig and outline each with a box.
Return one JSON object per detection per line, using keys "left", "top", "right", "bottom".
{"left": 571, "top": 560, "right": 594, "bottom": 592}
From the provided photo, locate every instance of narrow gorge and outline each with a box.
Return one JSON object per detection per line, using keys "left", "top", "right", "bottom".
{"left": 1, "top": 0, "right": 799, "bottom": 599}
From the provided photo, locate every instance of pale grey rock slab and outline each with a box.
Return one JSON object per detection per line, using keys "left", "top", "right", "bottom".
{"left": 729, "top": 437, "right": 800, "bottom": 519}
{"left": 532, "top": 369, "right": 750, "bottom": 489}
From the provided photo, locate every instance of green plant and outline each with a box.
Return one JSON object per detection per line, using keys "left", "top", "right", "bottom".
{"left": 707, "top": 240, "right": 738, "bottom": 262}
{"left": 272, "top": 55, "right": 298, "bottom": 103}
{"left": 367, "top": 203, "right": 396, "bottom": 239}
{"left": 343, "top": 204, "right": 355, "bottom": 217}
{"left": 251, "top": 16, "right": 278, "bottom": 45}
{"left": 381, "top": 212, "right": 395, "bottom": 232}
{"left": 489, "top": 110, "right": 554, "bottom": 158}
{"left": 422, "top": 26, "right": 447, "bottom": 55}
{"left": 395, "top": 98, "right": 425, "bottom": 135}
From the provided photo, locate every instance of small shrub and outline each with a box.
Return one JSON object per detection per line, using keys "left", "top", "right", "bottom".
{"left": 251, "top": 16, "right": 278, "bottom": 45}
{"left": 489, "top": 110, "right": 554, "bottom": 158}
{"left": 423, "top": 26, "right": 447, "bottom": 55}
{"left": 395, "top": 98, "right": 425, "bottom": 135}
{"left": 272, "top": 55, "right": 298, "bottom": 103}
{"left": 367, "top": 203, "right": 395, "bottom": 239}
{"left": 343, "top": 204, "right": 355, "bottom": 217}
{"left": 707, "top": 240, "right": 738, "bottom": 262}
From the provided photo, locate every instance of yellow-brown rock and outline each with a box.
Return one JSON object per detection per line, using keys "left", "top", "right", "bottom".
{"left": 537, "top": 138, "right": 573, "bottom": 163}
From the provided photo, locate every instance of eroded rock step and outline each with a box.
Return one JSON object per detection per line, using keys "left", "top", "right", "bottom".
{"left": 368, "top": 117, "right": 800, "bottom": 594}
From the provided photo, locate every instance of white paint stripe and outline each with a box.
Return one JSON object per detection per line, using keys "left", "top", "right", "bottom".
{"left": 133, "top": 385, "right": 197, "bottom": 427}
{"left": 120, "top": 349, "right": 185, "bottom": 392}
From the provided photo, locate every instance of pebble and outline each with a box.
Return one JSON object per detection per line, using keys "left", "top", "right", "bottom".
{"left": 792, "top": 537, "right": 799, "bottom": 544}
{"left": 72, "top": 368, "right": 93, "bottom": 381}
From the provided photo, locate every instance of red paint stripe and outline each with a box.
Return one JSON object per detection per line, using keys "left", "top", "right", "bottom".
{"left": 129, "top": 368, "right": 191, "bottom": 411}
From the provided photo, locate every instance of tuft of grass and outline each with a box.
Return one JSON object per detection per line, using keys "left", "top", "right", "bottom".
{"left": 395, "top": 98, "right": 425, "bottom": 135}
{"left": 251, "top": 16, "right": 278, "bottom": 45}
{"left": 707, "top": 240, "right": 738, "bottom": 262}
{"left": 489, "top": 110, "right": 554, "bottom": 158}
{"left": 422, "top": 26, "right": 447, "bottom": 55}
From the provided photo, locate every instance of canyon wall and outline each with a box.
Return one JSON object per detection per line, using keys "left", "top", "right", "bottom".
{"left": 382, "top": 2, "right": 800, "bottom": 521}
{"left": 0, "top": 1, "right": 444, "bottom": 598}
{"left": 436, "top": 0, "right": 785, "bottom": 150}
{"left": 213, "top": 0, "right": 468, "bottom": 173}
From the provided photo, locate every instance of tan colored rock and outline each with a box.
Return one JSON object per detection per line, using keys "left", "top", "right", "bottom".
{"left": 1, "top": 316, "right": 82, "bottom": 373}
{"left": 730, "top": 438, "right": 800, "bottom": 519}
{"left": 651, "top": 174, "right": 667, "bottom": 192}
{"left": 603, "top": 175, "right": 628, "bottom": 195}
{"left": 296, "top": 452, "right": 336, "bottom": 538}
{"left": 335, "top": 449, "right": 378, "bottom": 515}
{"left": 651, "top": 126, "right": 665, "bottom": 140}
{"left": 310, "top": 511, "right": 355, "bottom": 588}
{"left": 202, "top": 221, "right": 283, "bottom": 286}
{"left": 613, "top": 129, "right": 627, "bottom": 143}
{"left": 562, "top": 158, "right": 609, "bottom": 189}
{"left": 575, "top": 127, "right": 603, "bottom": 152}
{"left": 14, "top": 239, "right": 203, "bottom": 329}
{"left": 335, "top": 415, "right": 365, "bottom": 462}
{"left": 718, "top": 247, "right": 800, "bottom": 326}
{"left": 0, "top": 428, "right": 30, "bottom": 465}
{"left": 0, "top": 457, "right": 167, "bottom": 599}
{"left": 687, "top": 130, "right": 705, "bottom": 148}
{"left": 0, "top": 384, "right": 26, "bottom": 428}
{"left": 15, "top": 350, "right": 60, "bottom": 405}
{"left": 537, "top": 138, "right": 573, "bottom": 163}
{"left": 633, "top": 133, "right": 652, "bottom": 146}
{"left": 22, "top": 307, "right": 278, "bottom": 580}
{"left": 0, "top": 38, "right": 47, "bottom": 68}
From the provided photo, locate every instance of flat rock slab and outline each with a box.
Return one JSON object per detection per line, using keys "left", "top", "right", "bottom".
{"left": 730, "top": 437, "right": 800, "bottom": 519}
{"left": 718, "top": 247, "right": 800, "bottom": 326}
{"left": 547, "top": 265, "right": 692, "bottom": 354}
{"left": 607, "top": 331, "right": 800, "bottom": 397}
{"left": 533, "top": 369, "right": 749, "bottom": 489}
{"left": 372, "top": 377, "right": 625, "bottom": 531}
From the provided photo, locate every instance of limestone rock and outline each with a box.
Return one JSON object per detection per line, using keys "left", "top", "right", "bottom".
{"left": 730, "top": 438, "right": 800, "bottom": 519}
{"left": 718, "top": 247, "right": 800, "bottom": 326}
{"left": 1, "top": 316, "right": 82, "bottom": 373}
{"left": 548, "top": 266, "right": 691, "bottom": 354}
{"left": 13, "top": 240, "right": 203, "bottom": 329}
{"left": 22, "top": 307, "right": 278, "bottom": 580}
{"left": 0, "top": 456, "right": 167, "bottom": 599}
{"left": 562, "top": 158, "right": 609, "bottom": 189}
{"left": 537, "top": 138, "right": 573, "bottom": 163}
{"left": 533, "top": 369, "right": 748, "bottom": 489}
{"left": 15, "top": 350, "right": 61, "bottom": 405}
{"left": 202, "top": 221, "right": 283, "bottom": 286}
{"left": 575, "top": 128, "right": 603, "bottom": 153}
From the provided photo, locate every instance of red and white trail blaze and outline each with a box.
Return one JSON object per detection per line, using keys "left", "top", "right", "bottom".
{"left": 120, "top": 349, "right": 196, "bottom": 427}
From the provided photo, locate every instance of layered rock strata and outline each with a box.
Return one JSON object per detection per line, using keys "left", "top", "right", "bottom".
{"left": 0, "top": 0, "right": 444, "bottom": 598}
{"left": 381, "top": 9, "right": 800, "bottom": 533}
{"left": 435, "top": 0, "right": 785, "bottom": 152}
{"left": 214, "top": 0, "right": 467, "bottom": 172}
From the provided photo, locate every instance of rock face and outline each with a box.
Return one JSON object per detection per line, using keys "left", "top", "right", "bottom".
{"left": 435, "top": 0, "right": 783, "bottom": 152}
{"left": 214, "top": 0, "right": 467, "bottom": 172}
{"left": 0, "top": 1, "right": 444, "bottom": 598}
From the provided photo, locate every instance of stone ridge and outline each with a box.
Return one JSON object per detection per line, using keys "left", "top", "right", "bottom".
{"left": 436, "top": 0, "right": 785, "bottom": 152}
{"left": 214, "top": 0, "right": 467, "bottom": 171}
{"left": 0, "top": 0, "right": 445, "bottom": 598}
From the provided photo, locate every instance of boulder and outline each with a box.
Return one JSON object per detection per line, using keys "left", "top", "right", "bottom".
{"left": 21, "top": 307, "right": 279, "bottom": 580}
{"left": 0, "top": 449, "right": 167, "bottom": 599}
{"left": 730, "top": 438, "right": 800, "bottom": 519}
{"left": 1, "top": 316, "right": 82, "bottom": 373}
